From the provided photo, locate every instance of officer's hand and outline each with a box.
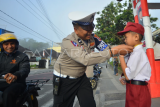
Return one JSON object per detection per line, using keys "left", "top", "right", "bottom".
{"left": 119, "top": 77, "right": 126, "bottom": 85}
{"left": 111, "top": 45, "right": 133, "bottom": 56}
{"left": 4, "top": 73, "right": 17, "bottom": 84}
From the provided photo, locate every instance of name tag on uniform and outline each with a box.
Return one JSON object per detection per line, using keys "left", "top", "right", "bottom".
{"left": 97, "top": 41, "right": 108, "bottom": 51}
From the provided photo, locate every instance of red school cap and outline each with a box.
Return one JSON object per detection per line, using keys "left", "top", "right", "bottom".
{"left": 117, "top": 22, "right": 144, "bottom": 36}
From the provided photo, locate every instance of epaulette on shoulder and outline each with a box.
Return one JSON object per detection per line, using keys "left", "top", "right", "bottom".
{"left": 93, "top": 34, "right": 102, "bottom": 41}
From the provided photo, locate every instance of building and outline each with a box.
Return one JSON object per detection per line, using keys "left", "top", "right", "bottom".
{"left": 48, "top": 43, "right": 61, "bottom": 53}
{"left": 18, "top": 45, "right": 33, "bottom": 59}
{"left": 39, "top": 49, "right": 59, "bottom": 59}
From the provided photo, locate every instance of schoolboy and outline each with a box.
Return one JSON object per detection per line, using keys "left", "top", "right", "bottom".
{"left": 118, "top": 22, "right": 151, "bottom": 107}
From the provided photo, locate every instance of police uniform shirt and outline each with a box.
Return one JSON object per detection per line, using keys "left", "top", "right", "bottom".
{"left": 124, "top": 44, "right": 151, "bottom": 81}
{"left": 54, "top": 32, "right": 111, "bottom": 78}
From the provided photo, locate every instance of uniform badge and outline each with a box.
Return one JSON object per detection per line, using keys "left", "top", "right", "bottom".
{"left": 71, "top": 41, "right": 78, "bottom": 47}
{"left": 90, "top": 42, "right": 95, "bottom": 46}
{"left": 10, "top": 59, "right": 16, "bottom": 64}
{"left": 81, "top": 46, "right": 84, "bottom": 49}
{"left": 78, "top": 39, "right": 82, "bottom": 43}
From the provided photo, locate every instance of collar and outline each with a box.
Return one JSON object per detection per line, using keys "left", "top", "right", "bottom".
{"left": 4, "top": 50, "right": 16, "bottom": 56}
{"left": 133, "top": 44, "right": 143, "bottom": 51}
{"left": 134, "top": 42, "right": 143, "bottom": 47}
{"left": 73, "top": 32, "right": 91, "bottom": 46}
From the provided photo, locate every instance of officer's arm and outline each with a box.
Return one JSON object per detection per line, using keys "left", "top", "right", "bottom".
{"left": 93, "top": 34, "right": 117, "bottom": 55}
{"left": 13, "top": 55, "right": 30, "bottom": 80}
{"left": 62, "top": 39, "right": 111, "bottom": 66}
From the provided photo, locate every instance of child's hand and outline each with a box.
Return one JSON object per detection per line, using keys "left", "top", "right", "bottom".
{"left": 119, "top": 77, "right": 126, "bottom": 85}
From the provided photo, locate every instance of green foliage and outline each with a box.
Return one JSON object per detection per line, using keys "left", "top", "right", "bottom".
{"left": 153, "top": 33, "right": 160, "bottom": 43}
{"left": 30, "top": 64, "right": 37, "bottom": 68}
{"left": 19, "top": 38, "right": 51, "bottom": 52}
{"left": 109, "top": 61, "right": 113, "bottom": 66}
{"left": 95, "top": 0, "right": 158, "bottom": 45}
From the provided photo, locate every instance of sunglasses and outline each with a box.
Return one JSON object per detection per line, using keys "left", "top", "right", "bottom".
{"left": 80, "top": 24, "right": 95, "bottom": 31}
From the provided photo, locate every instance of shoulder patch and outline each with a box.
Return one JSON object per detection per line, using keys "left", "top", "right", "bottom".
{"left": 94, "top": 34, "right": 101, "bottom": 41}
{"left": 71, "top": 41, "right": 78, "bottom": 47}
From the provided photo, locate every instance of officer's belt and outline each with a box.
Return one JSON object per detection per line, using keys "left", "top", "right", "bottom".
{"left": 53, "top": 70, "right": 77, "bottom": 79}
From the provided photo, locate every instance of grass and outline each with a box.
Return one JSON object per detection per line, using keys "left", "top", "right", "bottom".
{"left": 30, "top": 64, "right": 37, "bottom": 69}
{"left": 109, "top": 61, "right": 113, "bottom": 66}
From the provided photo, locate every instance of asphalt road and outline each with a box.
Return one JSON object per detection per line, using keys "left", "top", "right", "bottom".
{"left": 27, "top": 69, "right": 53, "bottom": 107}
{"left": 27, "top": 65, "right": 105, "bottom": 107}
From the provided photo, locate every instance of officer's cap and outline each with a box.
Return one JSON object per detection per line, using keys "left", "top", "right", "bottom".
{"left": 68, "top": 12, "right": 96, "bottom": 26}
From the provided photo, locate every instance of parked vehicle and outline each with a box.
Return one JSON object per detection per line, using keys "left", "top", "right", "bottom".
{"left": 0, "top": 76, "right": 49, "bottom": 107}
{"left": 89, "top": 64, "right": 103, "bottom": 90}
{"left": 94, "top": 65, "right": 102, "bottom": 77}
{"left": 89, "top": 77, "right": 97, "bottom": 90}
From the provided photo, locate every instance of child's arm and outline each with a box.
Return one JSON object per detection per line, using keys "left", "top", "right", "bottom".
{"left": 119, "top": 56, "right": 129, "bottom": 80}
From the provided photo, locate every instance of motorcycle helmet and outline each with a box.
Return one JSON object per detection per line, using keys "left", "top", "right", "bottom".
{"left": 0, "top": 33, "right": 19, "bottom": 52}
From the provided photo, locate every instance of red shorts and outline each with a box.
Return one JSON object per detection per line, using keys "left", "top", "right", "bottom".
{"left": 125, "top": 83, "right": 151, "bottom": 107}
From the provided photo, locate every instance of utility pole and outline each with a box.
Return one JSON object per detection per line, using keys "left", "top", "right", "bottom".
{"left": 50, "top": 42, "right": 53, "bottom": 65}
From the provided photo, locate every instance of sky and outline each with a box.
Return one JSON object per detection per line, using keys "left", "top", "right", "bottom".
{"left": 0, "top": 0, "right": 159, "bottom": 46}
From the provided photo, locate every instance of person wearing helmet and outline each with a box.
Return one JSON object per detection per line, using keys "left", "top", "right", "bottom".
{"left": 0, "top": 33, "right": 30, "bottom": 107}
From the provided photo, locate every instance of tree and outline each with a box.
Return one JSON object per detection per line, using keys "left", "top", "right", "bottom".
{"left": 95, "top": 0, "right": 158, "bottom": 45}
{"left": 153, "top": 33, "right": 160, "bottom": 44}
{"left": 19, "top": 38, "right": 51, "bottom": 52}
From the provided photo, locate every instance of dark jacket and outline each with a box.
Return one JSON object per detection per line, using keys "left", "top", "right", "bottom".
{"left": 0, "top": 51, "right": 30, "bottom": 84}
{"left": 114, "top": 60, "right": 118, "bottom": 66}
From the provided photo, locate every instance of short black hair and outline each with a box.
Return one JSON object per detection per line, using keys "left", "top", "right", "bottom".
{"left": 129, "top": 31, "right": 143, "bottom": 41}
{"left": 72, "top": 23, "right": 80, "bottom": 29}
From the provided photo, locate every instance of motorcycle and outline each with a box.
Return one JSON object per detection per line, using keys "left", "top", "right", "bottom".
{"left": 89, "top": 64, "right": 103, "bottom": 90}
{"left": 89, "top": 65, "right": 100, "bottom": 90}
{"left": 0, "top": 75, "right": 50, "bottom": 107}
{"left": 93, "top": 65, "right": 102, "bottom": 77}
{"left": 89, "top": 77, "right": 97, "bottom": 90}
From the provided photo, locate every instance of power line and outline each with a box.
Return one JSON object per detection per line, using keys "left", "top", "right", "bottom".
{"left": 0, "top": 16, "right": 52, "bottom": 45}
{"left": 39, "top": 0, "right": 67, "bottom": 36}
{"left": 36, "top": 0, "right": 63, "bottom": 40}
{"left": 15, "top": 0, "right": 60, "bottom": 38}
{"left": 0, "top": 9, "right": 57, "bottom": 44}
{"left": 23, "top": 0, "right": 64, "bottom": 40}
{"left": 22, "top": 0, "right": 49, "bottom": 23}
{"left": 0, "top": 16, "right": 53, "bottom": 45}
{"left": 17, "top": 0, "right": 65, "bottom": 41}
{"left": 28, "top": 0, "right": 45, "bottom": 16}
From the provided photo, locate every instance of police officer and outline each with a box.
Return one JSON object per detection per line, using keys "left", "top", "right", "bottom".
{"left": 0, "top": 33, "right": 30, "bottom": 107}
{"left": 53, "top": 12, "right": 133, "bottom": 107}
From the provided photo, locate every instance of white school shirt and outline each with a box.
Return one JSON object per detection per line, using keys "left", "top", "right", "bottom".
{"left": 124, "top": 44, "right": 151, "bottom": 81}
